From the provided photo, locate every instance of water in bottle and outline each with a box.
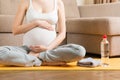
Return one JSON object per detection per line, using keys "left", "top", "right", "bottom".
{"left": 101, "top": 34, "right": 109, "bottom": 67}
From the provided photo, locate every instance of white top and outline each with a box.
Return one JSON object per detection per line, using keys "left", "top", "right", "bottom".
{"left": 23, "top": 0, "right": 58, "bottom": 47}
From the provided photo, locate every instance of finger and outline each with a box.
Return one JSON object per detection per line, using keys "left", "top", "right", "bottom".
{"left": 46, "top": 26, "right": 54, "bottom": 31}
{"left": 33, "top": 47, "right": 41, "bottom": 51}
{"left": 30, "top": 45, "right": 40, "bottom": 49}
{"left": 33, "top": 45, "right": 41, "bottom": 48}
{"left": 31, "top": 48, "right": 39, "bottom": 53}
{"left": 48, "top": 27, "right": 54, "bottom": 31}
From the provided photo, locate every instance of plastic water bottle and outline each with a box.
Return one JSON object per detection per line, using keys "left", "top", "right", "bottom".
{"left": 100, "top": 34, "right": 109, "bottom": 67}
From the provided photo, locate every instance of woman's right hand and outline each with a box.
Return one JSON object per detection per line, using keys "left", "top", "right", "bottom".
{"left": 35, "top": 20, "right": 54, "bottom": 31}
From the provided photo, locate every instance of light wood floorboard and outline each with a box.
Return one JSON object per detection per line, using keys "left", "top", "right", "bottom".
{"left": 0, "top": 71, "right": 120, "bottom": 80}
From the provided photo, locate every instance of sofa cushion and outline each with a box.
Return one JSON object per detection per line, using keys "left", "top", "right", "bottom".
{"left": 0, "top": 0, "right": 20, "bottom": 15}
{"left": 78, "top": 2, "right": 120, "bottom": 17}
{"left": 62, "top": 0, "right": 80, "bottom": 19}
{"left": 66, "top": 17, "right": 120, "bottom": 35}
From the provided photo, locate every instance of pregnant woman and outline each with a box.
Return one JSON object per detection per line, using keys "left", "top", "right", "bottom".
{"left": 0, "top": 0, "right": 86, "bottom": 66}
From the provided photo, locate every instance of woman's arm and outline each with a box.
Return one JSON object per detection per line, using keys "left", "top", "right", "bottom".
{"left": 12, "top": 0, "right": 53, "bottom": 35}
{"left": 12, "top": 0, "right": 37, "bottom": 35}
{"left": 47, "top": 0, "right": 66, "bottom": 50}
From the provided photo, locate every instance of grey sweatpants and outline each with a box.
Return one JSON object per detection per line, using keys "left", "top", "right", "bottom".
{"left": 0, "top": 44, "right": 86, "bottom": 67}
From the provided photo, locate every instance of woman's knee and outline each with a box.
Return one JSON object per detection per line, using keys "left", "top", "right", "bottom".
{"left": 0, "top": 46, "right": 10, "bottom": 60}
{"left": 77, "top": 45, "right": 86, "bottom": 57}
{"left": 0, "top": 46, "right": 10, "bottom": 54}
{"left": 68, "top": 44, "right": 86, "bottom": 58}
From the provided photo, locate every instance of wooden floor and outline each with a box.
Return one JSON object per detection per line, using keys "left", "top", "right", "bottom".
{"left": 0, "top": 71, "right": 120, "bottom": 80}
{"left": 0, "top": 53, "right": 120, "bottom": 80}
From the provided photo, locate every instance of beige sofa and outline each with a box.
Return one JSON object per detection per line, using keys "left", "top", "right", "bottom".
{"left": 1, "top": 0, "right": 120, "bottom": 57}
{"left": 0, "top": 0, "right": 23, "bottom": 46}
{"left": 67, "top": 2, "right": 120, "bottom": 56}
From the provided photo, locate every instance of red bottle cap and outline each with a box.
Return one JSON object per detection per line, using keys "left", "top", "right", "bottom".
{"left": 103, "top": 34, "right": 107, "bottom": 38}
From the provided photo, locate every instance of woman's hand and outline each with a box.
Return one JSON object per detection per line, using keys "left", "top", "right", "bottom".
{"left": 30, "top": 45, "right": 48, "bottom": 53}
{"left": 35, "top": 20, "right": 54, "bottom": 31}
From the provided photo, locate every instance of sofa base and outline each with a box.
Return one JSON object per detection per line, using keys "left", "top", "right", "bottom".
{"left": 0, "top": 33, "right": 23, "bottom": 46}
{"left": 67, "top": 33, "right": 120, "bottom": 57}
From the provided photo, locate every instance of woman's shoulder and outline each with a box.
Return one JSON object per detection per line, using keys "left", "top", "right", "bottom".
{"left": 20, "top": 0, "right": 29, "bottom": 4}
{"left": 57, "top": 0, "right": 64, "bottom": 8}
{"left": 19, "top": 0, "right": 29, "bottom": 9}
{"left": 57, "top": 0, "right": 64, "bottom": 6}
{"left": 57, "top": 0, "right": 63, "bottom": 4}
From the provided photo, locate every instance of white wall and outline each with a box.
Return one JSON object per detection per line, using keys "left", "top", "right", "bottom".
{"left": 85, "top": 0, "right": 94, "bottom": 4}
{"left": 76, "top": 0, "right": 94, "bottom": 5}
{"left": 76, "top": 0, "right": 85, "bottom": 5}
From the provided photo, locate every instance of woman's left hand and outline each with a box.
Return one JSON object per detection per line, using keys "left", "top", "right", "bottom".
{"left": 30, "top": 45, "right": 47, "bottom": 53}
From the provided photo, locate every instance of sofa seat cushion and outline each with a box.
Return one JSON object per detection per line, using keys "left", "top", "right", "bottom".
{"left": 66, "top": 17, "right": 120, "bottom": 35}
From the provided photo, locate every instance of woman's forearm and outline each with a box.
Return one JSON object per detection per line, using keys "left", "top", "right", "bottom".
{"left": 47, "top": 32, "right": 66, "bottom": 50}
{"left": 12, "top": 20, "right": 38, "bottom": 35}
{"left": 12, "top": 20, "right": 53, "bottom": 35}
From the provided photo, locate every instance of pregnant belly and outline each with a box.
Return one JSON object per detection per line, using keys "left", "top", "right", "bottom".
{"left": 23, "top": 27, "right": 56, "bottom": 47}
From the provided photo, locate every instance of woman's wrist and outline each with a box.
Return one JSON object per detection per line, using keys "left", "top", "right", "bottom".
{"left": 47, "top": 46, "right": 54, "bottom": 50}
{"left": 31, "top": 20, "right": 40, "bottom": 28}
{"left": 34, "top": 20, "right": 43, "bottom": 27}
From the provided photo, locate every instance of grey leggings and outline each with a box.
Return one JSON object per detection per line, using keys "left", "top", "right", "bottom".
{"left": 0, "top": 44, "right": 86, "bottom": 67}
